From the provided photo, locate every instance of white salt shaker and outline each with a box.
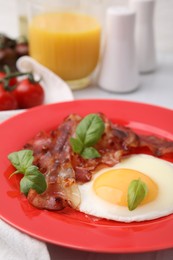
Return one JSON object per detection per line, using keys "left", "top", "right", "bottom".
{"left": 98, "top": 7, "right": 139, "bottom": 93}
{"left": 129, "top": 0, "right": 156, "bottom": 73}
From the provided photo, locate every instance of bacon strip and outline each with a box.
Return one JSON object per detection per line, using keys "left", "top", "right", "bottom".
{"left": 23, "top": 113, "right": 173, "bottom": 210}
{"left": 139, "top": 135, "right": 173, "bottom": 156}
{"left": 25, "top": 114, "right": 81, "bottom": 210}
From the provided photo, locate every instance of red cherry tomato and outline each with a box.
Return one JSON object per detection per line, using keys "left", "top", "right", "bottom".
{"left": 0, "top": 72, "right": 18, "bottom": 87}
{"left": 13, "top": 78, "right": 44, "bottom": 109}
{"left": 0, "top": 84, "right": 18, "bottom": 110}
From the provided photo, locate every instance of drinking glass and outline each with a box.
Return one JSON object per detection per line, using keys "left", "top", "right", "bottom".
{"left": 27, "top": 0, "right": 102, "bottom": 89}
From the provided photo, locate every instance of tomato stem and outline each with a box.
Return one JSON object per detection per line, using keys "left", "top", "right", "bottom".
{"left": 0, "top": 71, "right": 31, "bottom": 81}
{"left": 28, "top": 73, "right": 42, "bottom": 84}
{"left": 0, "top": 71, "right": 32, "bottom": 91}
{"left": 3, "top": 65, "right": 11, "bottom": 75}
{"left": 0, "top": 68, "right": 42, "bottom": 92}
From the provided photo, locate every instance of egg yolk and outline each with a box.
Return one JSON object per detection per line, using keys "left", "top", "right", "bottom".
{"left": 93, "top": 169, "right": 158, "bottom": 207}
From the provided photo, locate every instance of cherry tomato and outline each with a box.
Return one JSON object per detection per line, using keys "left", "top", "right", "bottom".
{"left": 13, "top": 78, "right": 44, "bottom": 109}
{"left": 0, "top": 84, "right": 18, "bottom": 110}
{"left": 0, "top": 71, "right": 18, "bottom": 87}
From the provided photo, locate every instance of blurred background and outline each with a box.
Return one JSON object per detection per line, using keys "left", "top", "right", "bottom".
{"left": 0, "top": 0, "right": 173, "bottom": 52}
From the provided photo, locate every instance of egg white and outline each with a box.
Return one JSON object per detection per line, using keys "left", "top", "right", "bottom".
{"left": 77, "top": 154, "right": 173, "bottom": 222}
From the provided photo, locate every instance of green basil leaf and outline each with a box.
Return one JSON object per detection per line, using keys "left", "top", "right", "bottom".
{"left": 20, "top": 165, "right": 47, "bottom": 195}
{"left": 8, "top": 150, "right": 33, "bottom": 174}
{"left": 8, "top": 149, "right": 47, "bottom": 196}
{"left": 81, "top": 147, "right": 101, "bottom": 159}
{"left": 70, "top": 137, "right": 84, "bottom": 154}
{"left": 128, "top": 179, "right": 148, "bottom": 211}
{"left": 76, "top": 114, "right": 105, "bottom": 147}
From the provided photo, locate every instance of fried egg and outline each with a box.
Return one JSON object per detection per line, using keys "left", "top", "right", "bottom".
{"left": 78, "top": 154, "right": 173, "bottom": 222}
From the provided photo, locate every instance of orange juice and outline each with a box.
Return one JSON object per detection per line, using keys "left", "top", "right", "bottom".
{"left": 29, "top": 12, "right": 101, "bottom": 81}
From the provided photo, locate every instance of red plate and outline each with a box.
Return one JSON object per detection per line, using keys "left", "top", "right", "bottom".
{"left": 0, "top": 99, "right": 173, "bottom": 253}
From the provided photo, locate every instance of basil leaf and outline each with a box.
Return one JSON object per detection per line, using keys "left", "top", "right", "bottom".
{"left": 128, "top": 179, "right": 148, "bottom": 211}
{"left": 20, "top": 165, "right": 47, "bottom": 195}
{"left": 8, "top": 149, "right": 47, "bottom": 195}
{"left": 81, "top": 147, "right": 101, "bottom": 159}
{"left": 70, "top": 114, "right": 105, "bottom": 159}
{"left": 70, "top": 137, "right": 84, "bottom": 154}
{"left": 76, "top": 114, "right": 105, "bottom": 147}
{"left": 8, "top": 150, "right": 33, "bottom": 174}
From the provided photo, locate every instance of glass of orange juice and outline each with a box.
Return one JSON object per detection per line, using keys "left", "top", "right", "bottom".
{"left": 27, "top": 0, "right": 102, "bottom": 89}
